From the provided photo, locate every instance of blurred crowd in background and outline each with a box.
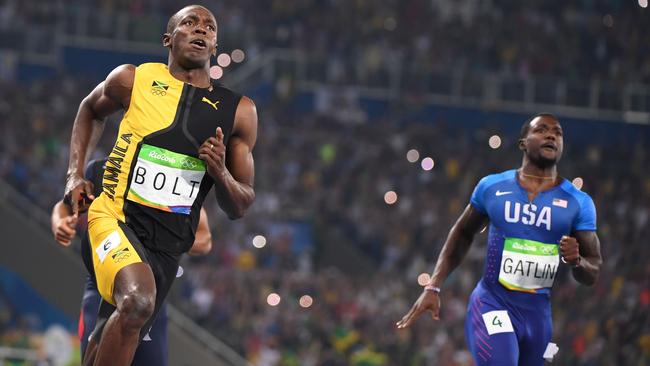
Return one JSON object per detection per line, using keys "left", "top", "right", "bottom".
{"left": 1, "top": 71, "right": 648, "bottom": 365}
{"left": 2, "top": 0, "right": 650, "bottom": 84}
{"left": 1, "top": 0, "right": 649, "bottom": 365}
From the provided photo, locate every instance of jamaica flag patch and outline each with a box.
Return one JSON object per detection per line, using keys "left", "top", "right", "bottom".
{"left": 151, "top": 80, "right": 169, "bottom": 96}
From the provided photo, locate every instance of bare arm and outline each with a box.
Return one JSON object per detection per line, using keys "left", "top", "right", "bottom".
{"left": 64, "top": 64, "right": 135, "bottom": 214}
{"left": 397, "top": 204, "right": 488, "bottom": 328}
{"left": 188, "top": 207, "right": 213, "bottom": 256}
{"left": 199, "top": 96, "right": 257, "bottom": 219}
{"left": 50, "top": 200, "right": 77, "bottom": 247}
{"left": 567, "top": 231, "right": 602, "bottom": 286}
{"left": 428, "top": 204, "right": 489, "bottom": 288}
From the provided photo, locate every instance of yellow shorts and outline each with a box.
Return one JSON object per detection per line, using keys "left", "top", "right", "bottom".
{"left": 87, "top": 216, "right": 144, "bottom": 305}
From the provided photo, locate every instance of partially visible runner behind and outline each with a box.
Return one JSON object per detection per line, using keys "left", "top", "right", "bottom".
{"left": 52, "top": 158, "right": 213, "bottom": 365}
{"left": 396, "top": 113, "right": 603, "bottom": 366}
{"left": 62, "top": 5, "right": 257, "bottom": 365}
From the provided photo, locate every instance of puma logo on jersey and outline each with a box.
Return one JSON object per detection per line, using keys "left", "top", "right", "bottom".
{"left": 201, "top": 97, "right": 220, "bottom": 110}
{"left": 504, "top": 201, "right": 551, "bottom": 231}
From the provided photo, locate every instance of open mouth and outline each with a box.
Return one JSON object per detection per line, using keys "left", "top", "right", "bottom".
{"left": 541, "top": 143, "right": 557, "bottom": 151}
{"left": 190, "top": 39, "right": 207, "bottom": 50}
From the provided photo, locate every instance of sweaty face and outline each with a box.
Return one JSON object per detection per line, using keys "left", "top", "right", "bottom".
{"left": 521, "top": 116, "right": 564, "bottom": 168}
{"left": 166, "top": 7, "right": 218, "bottom": 68}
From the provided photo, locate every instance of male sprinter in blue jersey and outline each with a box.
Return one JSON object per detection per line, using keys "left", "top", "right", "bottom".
{"left": 396, "top": 113, "right": 602, "bottom": 365}
{"left": 52, "top": 158, "right": 213, "bottom": 365}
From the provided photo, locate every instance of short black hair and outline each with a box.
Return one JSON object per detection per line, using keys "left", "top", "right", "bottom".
{"left": 166, "top": 5, "right": 212, "bottom": 33}
{"left": 520, "top": 113, "right": 558, "bottom": 139}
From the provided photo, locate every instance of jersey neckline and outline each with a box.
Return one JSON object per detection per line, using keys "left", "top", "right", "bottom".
{"left": 158, "top": 63, "right": 216, "bottom": 90}
{"left": 510, "top": 169, "right": 571, "bottom": 202}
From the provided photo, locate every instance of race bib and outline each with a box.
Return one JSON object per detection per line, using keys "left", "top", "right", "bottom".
{"left": 481, "top": 310, "right": 514, "bottom": 335}
{"left": 127, "top": 144, "right": 206, "bottom": 214}
{"left": 499, "top": 237, "right": 559, "bottom": 292}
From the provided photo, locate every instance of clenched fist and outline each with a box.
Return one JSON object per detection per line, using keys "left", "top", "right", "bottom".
{"left": 559, "top": 235, "right": 580, "bottom": 266}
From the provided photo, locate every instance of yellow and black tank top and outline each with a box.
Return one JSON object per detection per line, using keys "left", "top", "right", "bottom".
{"left": 88, "top": 62, "right": 241, "bottom": 254}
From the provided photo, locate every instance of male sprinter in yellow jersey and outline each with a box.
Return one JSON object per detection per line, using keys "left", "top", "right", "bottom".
{"left": 63, "top": 5, "right": 257, "bottom": 365}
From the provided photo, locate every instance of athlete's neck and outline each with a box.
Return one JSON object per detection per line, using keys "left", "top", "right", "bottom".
{"left": 519, "top": 159, "right": 559, "bottom": 186}
{"left": 167, "top": 63, "right": 212, "bottom": 89}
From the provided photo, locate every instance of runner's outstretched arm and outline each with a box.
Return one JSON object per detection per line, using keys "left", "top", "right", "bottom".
{"left": 397, "top": 204, "right": 487, "bottom": 328}
{"left": 64, "top": 65, "right": 135, "bottom": 215}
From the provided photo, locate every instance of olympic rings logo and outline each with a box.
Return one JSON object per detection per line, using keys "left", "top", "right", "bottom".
{"left": 114, "top": 252, "right": 131, "bottom": 263}
{"left": 180, "top": 159, "right": 198, "bottom": 169}
{"left": 151, "top": 89, "right": 167, "bottom": 96}
{"left": 541, "top": 246, "right": 556, "bottom": 255}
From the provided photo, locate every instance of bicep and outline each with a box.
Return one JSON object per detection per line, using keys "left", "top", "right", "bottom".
{"left": 574, "top": 231, "right": 602, "bottom": 260}
{"left": 456, "top": 204, "right": 489, "bottom": 237}
{"left": 84, "top": 64, "right": 135, "bottom": 119}
{"left": 226, "top": 96, "right": 258, "bottom": 186}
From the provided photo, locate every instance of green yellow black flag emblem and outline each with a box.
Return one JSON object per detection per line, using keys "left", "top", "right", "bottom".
{"left": 151, "top": 80, "right": 169, "bottom": 96}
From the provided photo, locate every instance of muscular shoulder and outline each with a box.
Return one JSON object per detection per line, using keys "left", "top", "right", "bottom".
{"left": 476, "top": 170, "right": 516, "bottom": 192}
{"left": 105, "top": 64, "right": 136, "bottom": 107}
{"left": 470, "top": 170, "right": 515, "bottom": 214}
{"left": 105, "top": 64, "right": 135, "bottom": 88}
{"left": 235, "top": 96, "right": 257, "bottom": 122}
{"left": 233, "top": 96, "right": 258, "bottom": 143}
{"left": 560, "top": 181, "right": 596, "bottom": 210}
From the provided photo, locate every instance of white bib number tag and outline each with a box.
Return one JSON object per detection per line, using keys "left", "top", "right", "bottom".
{"left": 481, "top": 310, "right": 514, "bottom": 335}
{"left": 127, "top": 144, "right": 206, "bottom": 214}
{"left": 96, "top": 231, "right": 120, "bottom": 263}
{"left": 499, "top": 238, "right": 559, "bottom": 292}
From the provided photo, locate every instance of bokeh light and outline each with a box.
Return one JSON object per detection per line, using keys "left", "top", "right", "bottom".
{"left": 209, "top": 65, "right": 223, "bottom": 79}
{"left": 299, "top": 295, "right": 313, "bottom": 308}
{"left": 231, "top": 49, "right": 245, "bottom": 63}
{"left": 267, "top": 293, "right": 281, "bottom": 306}
{"left": 603, "top": 14, "right": 614, "bottom": 28}
{"left": 252, "top": 235, "right": 267, "bottom": 248}
{"left": 217, "top": 53, "right": 231, "bottom": 67}
{"left": 421, "top": 157, "right": 434, "bottom": 171}
{"left": 572, "top": 177, "right": 584, "bottom": 190}
{"left": 406, "top": 149, "right": 420, "bottom": 163}
{"left": 417, "top": 273, "right": 431, "bottom": 286}
{"left": 384, "top": 17, "right": 397, "bottom": 31}
{"left": 384, "top": 191, "right": 398, "bottom": 205}
{"left": 489, "top": 135, "right": 502, "bottom": 149}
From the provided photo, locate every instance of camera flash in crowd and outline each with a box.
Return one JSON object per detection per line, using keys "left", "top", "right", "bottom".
{"left": 299, "top": 295, "right": 313, "bottom": 308}
{"left": 267, "top": 293, "right": 281, "bottom": 307}
{"left": 421, "top": 157, "right": 434, "bottom": 171}
{"left": 252, "top": 235, "right": 267, "bottom": 248}
{"left": 489, "top": 135, "right": 502, "bottom": 149}
{"left": 417, "top": 273, "right": 431, "bottom": 286}
{"left": 406, "top": 149, "right": 420, "bottom": 163}
{"left": 384, "top": 191, "right": 398, "bottom": 205}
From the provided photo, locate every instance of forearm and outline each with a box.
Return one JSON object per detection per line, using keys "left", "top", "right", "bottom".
{"left": 188, "top": 234, "right": 212, "bottom": 255}
{"left": 67, "top": 99, "right": 103, "bottom": 177}
{"left": 572, "top": 256, "right": 600, "bottom": 286}
{"left": 429, "top": 228, "right": 474, "bottom": 288}
{"left": 213, "top": 169, "right": 255, "bottom": 219}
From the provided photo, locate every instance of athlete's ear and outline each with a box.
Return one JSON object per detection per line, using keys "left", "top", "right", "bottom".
{"left": 518, "top": 138, "right": 526, "bottom": 151}
{"left": 162, "top": 33, "right": 171, "bottom": 48}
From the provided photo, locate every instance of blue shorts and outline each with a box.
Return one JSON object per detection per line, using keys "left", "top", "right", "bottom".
{"left": 464, "top": 280, "right": 553, "bottom": 366}
{"left": 79, "top": 276, "right": 168, "bottom": 366}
